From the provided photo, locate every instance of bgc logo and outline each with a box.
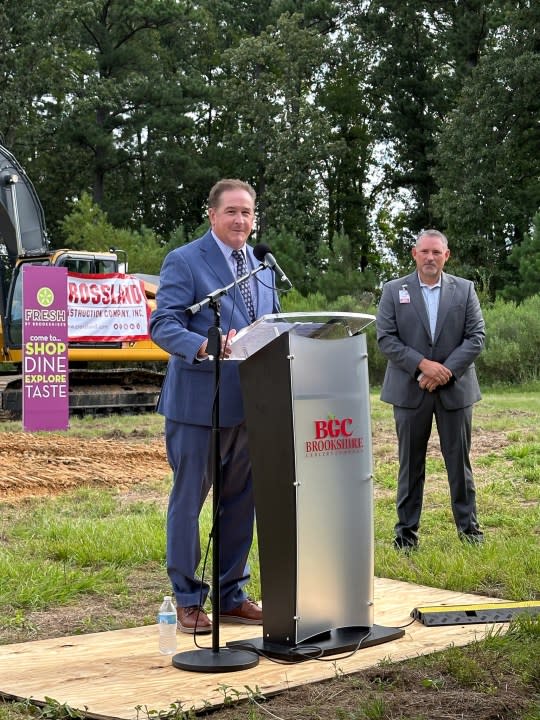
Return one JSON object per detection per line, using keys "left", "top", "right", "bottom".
{"left": 314, "top": 417, "right": 353, "bottom": 439}
{"left": 306, "top": 415, "right": 364, "bottom": 456}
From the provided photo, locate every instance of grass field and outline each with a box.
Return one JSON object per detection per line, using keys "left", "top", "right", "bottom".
{"left": 0, "top": 387, "right": 539, "bottom": 719}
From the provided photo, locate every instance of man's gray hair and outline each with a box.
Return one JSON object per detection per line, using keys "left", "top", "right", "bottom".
{"left": 416, "top": 229, "right": 448, "bottom": 247}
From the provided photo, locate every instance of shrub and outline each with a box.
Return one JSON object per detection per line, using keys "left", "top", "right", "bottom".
{"left": 477, "top": 295, "right": 540, "bottom": 384}
{"left": 283, "top": 291, "right": 540, "bottom": 388}
{"left": 280, "top": 292, "right": 386, "bottom": 384}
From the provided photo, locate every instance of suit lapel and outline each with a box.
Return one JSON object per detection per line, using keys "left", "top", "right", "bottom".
{"left": 407, "top": 273, "right": 431, "bottom": 339}
{"left": 199, "top": 231, "right": 234, "bottom": 288}
{"left": 434, "top": 272, "right": 455, "bottom": 342}
{"left": 199, "top": 232, "right": 256, "bottom": 324}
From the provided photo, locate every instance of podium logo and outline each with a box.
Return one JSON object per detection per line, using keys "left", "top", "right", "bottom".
{"left": 306, "top": 415, "right": 364, "bottom": 456}
{"left": 314, "top": 417, "right": 353, "bottom": 439}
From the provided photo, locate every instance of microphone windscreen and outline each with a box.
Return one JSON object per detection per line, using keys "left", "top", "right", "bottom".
{"left": 253, "top": 243, "right": 272, "bottom": 261}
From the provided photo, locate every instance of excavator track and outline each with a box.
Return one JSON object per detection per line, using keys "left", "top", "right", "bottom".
{"left": 0, "top": 368, "right": 164, "bottom": 419}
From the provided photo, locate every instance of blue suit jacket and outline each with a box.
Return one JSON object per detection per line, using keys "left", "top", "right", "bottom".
{"left": 376, "top": 271, "right": 485, "bottom": 410}
{"left": 150, "top": 231, "right": 281, "bottom": 427}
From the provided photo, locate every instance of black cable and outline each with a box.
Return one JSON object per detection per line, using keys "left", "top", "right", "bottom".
{"left": 235, "top": 642, "right": 324, "bottom": 665}
{"left": 394, "top": 617, "right": 416, "bottom": 629}
{"left": 191, "top": 506, "right": 216, "bottom": 649}
{"left": 233, "top": 629, "right": 381, "bottom": 666}
{"left": 304, "top": 630, "right": 374, "bottom": 664}
{"left": 254, "top": 274, "right": 293, "bottom": 295}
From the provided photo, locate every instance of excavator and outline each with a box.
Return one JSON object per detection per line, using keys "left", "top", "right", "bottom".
{"left": 0, "top": 143, "right": 169, "bottom": 418}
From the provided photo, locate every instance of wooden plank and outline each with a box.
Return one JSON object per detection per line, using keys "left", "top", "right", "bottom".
{"left": 0, "top": 578, "right": 510, "bottom": 720}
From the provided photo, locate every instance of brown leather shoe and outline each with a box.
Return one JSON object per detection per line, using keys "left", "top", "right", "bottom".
{"left": 177, "top": 606, "right": 212, "bottom": 635}
{"left": 219, "top": 599, "right": 263, "bottom": 625}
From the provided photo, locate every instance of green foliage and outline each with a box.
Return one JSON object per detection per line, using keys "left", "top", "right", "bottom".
{"left": 0, "top": 486, "right": 166, "bottom": 610}
{"left": 435, "top": 646, "right": 489, "bottom": 688}
{"left": 476, "top": 294, "right": 540, "bottom": 385}
{"left": 505, "top": 210, "right": 540, "bottom": 302}
{"left": 317, "top": 233, "right": 380, "bottom": 303}
{"left": 0, "top": 549, "right": 122, "bottom": 609}
{"left": 2, "top": 0, "right": 540, "bottom": 302}
{"left": 279, "top": 290, "right": 392, "bottom": 384}
{"left": 59, "top": 193, "right": 172, "bottom": 275}
{"left": 260, "top": 228, "right": 316, "bottom": 297}
{"left": 36, "top": 698, "right": 86, "bottom": 720}
{"left": 280, "top": 288, "right": 339, "bottom": 312}
{"left": 134, "top": 700, "right": 198, "bottom": 720}
{"left": 432, "top": 5, "right": 540, "bottom": 296}
{"left": 359, "top": 0, "right": 453, "bottom": 237}
{"left": 0, "top": 697, "right": 87, "bottom": 720}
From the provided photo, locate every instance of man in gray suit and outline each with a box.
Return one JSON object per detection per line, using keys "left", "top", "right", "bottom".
{"left": 150, "top": 179, "right": 280, "bottom": 632}
{"left": 376, "top": 229, "right": 485, "bottom": 550}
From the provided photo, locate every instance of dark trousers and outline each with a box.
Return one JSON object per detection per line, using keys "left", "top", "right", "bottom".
{"left": 164, "top": 419, "right": 255, "bottom": 610}
{"left": 393, "top": 392, "right": 481, "bottom": 541}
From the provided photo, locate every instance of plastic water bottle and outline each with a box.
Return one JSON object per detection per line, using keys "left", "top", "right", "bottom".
{"left": 158, "top": 595, "right": 177, "bottom": 655}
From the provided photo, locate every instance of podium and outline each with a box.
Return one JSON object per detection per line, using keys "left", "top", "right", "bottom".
{"left": 228, "top": 313, "right": 404, "bottom": 660}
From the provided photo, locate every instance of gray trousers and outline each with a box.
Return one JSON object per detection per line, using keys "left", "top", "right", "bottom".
{"left": 393, "top": 392, "right": 481, "bottom": 541}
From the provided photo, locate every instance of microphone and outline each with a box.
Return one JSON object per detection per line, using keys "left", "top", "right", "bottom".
{"left": 253, "top": 243, "right": 293, "bottom": 289}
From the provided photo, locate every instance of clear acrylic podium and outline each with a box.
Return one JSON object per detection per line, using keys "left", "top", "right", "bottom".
{"left": 228, "top": 313, "right": 404, "bottom": 660}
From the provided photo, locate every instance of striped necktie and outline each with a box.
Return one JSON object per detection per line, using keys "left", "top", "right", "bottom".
{"left": 231, "top": 249, "right": 256, "bottom": 322}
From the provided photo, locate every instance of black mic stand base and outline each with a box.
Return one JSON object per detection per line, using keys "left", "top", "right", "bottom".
{"left": 172, "top": 647, "right": 259, "bottom": 673}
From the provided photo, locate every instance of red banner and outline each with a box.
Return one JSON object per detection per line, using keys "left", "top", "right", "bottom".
{"left": 67, "top": 273, "right": 151, "bottom": 341}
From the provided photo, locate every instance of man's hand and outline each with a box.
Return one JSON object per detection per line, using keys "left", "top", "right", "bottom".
{"left": 220, "top": 329, "right": 237, "bottom": 358}
{"left": 197, "top": 329, "right": 237, "bottom": 360}
{"left": 417, "top": 359, "right": 452, "bottom": 392}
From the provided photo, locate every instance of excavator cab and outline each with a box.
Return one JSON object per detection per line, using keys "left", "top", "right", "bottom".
{"left": 0, "top": 142, "right": 50, "bottom": 357}
{"left": 4, "top": 251, "right": 121, "bottom": 350}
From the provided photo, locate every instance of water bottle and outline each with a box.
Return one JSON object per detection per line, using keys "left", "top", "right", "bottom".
{"left": 158, "top": 595, "right": 177, "bottom": 655}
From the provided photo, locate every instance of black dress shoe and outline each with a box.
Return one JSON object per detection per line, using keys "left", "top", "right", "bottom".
{"left": 393, "top": 536, "right": 418, "bottom": 551}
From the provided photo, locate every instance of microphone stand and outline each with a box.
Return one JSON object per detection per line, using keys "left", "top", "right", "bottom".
{"left": 172, "top": 265, "right": 266, "bottom": 673}
{"left": 184, "top": 263, "right": 267, "bottom": 317}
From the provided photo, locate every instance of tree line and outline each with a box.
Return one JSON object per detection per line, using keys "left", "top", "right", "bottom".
{"left": 1, "top": 0, "right": 539, "bottom": 302}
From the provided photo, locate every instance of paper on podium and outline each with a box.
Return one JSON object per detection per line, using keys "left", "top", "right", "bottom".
{"left": 228, "top": 312, "right": 375, "bottom": 360}
{"left": 228, "top": 317, "right": 298, "bottom": 360}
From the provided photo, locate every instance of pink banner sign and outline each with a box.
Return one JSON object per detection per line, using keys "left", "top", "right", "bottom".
{"left": 22, "top": 265, "right": 69, "bottom": 431}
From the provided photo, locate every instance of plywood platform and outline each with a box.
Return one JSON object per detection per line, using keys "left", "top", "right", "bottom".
{"left": 0, "top": 578, "right": 509, "bottom": 720}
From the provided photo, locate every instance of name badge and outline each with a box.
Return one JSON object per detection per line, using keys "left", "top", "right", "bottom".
{"left": 399, "top": 289, "right": 410, "bottom": 304}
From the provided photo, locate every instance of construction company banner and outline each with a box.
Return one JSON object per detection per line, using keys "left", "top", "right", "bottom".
{"left": 22, "top": 265, "right": 69, "bottom": 432}
{"left": 67, "top": 272, "right": 151, "bottom": 341}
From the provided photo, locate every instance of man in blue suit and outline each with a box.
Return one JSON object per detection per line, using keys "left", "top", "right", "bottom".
{"left": 150, "top": 179, "right": 280, "bottom": 633}
{"left": 376, "top": 229, "right": 485, "bottom": 550}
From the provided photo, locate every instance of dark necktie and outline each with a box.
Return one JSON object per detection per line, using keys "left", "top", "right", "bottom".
{"left": 231, "top": 249, "right": 256, "bottom": 322}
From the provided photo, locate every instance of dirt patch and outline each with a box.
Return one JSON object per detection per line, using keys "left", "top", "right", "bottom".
{"left": 0, "top": 425, "right": 509, "bottom": 502}
{"left": 213, "top": 663, "right": 533, "bottom": 720}
{"left": 0, "top": 431, "right": 171, "bottom": 501}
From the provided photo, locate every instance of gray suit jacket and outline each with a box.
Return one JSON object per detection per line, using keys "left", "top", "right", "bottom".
{"left": 376, "top": 271, "right": 485, "bottom": 410}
